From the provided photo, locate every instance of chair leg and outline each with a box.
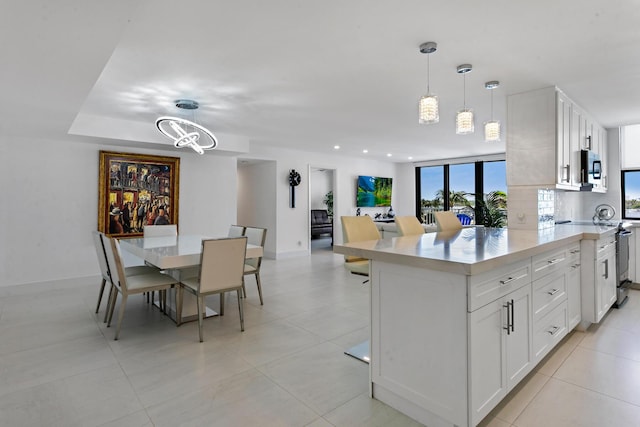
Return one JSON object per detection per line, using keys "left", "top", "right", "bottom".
{"left": 106, "top": 286, "right": 118, "bottom": 326}
{"left": 95, "top": 278, "right": 106, "bottom": 313}
{"left": 175, "top": 286, "right": 183, "bottom": 326}
{"left": 103, "top": 285, "right": 114, "bottom": 323}
{"left": 255, "top": 273, "right": 263, "bottom": 305}
{"left": 219, "top": 292, "right": 225, "bottom": 316}
{"left": 114, "top": 294, "right": 128, "bottom": 340}
{"left": 242, "top": 277, "right": 247, "bottom": 298}
{"left": 197, "top": 295, "right": 204, "bottom": 342}
{"left": 236, "top": 289, "right": 245, "bottom": 332}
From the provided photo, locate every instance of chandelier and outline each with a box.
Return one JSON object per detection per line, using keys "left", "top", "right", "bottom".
{"left": 418, "top": 42, "right": 439, "bottom": 124}
{"left": 155, "top": 100, "right": 218, "bottom": 154}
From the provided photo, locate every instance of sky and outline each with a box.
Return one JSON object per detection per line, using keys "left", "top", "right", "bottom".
{"left": 625, "top": 171, "right": 640, "bottom": 200}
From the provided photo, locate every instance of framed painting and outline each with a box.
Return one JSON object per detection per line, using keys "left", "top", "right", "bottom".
{"left": 98, "top": 151, "right": 180, "bottom": 237}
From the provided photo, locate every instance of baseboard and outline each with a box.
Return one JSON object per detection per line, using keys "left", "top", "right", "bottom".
{"left": 274, "top": 249, "right": 308, "bottom": 259}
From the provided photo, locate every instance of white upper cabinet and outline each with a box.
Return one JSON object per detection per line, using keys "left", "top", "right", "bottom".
{"left": 507, "top": 86, "right": 607, "bottom": 192}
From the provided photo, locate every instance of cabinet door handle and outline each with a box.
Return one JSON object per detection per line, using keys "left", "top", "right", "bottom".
{"left": 499, "top": 273, "right": 527, "bottom": 285}
{"left": 586, "top": 135, "right": 592, "bottom": 150}
{"left": 547, "top": 326, "right": 560, "bottom": 336}
{"left": 547, "top": 288, "right": 560, "bottom": 296}
{"left": 503, "top": 300, "right": 514, "bottom": 335}
{"left": 570, "top": 249, "right": 580, "bottom": 254}
{"left": 563, "top": 164, "right": 570, "bottom": 182}
{"left": 510, "top": 299, "right": 515, "bottom": 333}
{"left": 603, "top": 259, "right": 609, "bottom": 279}
{"left": 547, "top": 258, "right": 563, "bottom": 265}
{"left": 571, "top": 263, "right": 581, "bottom": 269}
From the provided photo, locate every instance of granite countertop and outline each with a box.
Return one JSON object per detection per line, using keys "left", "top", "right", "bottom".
{"left": 333, "top": 225, "right": 617, "bottom": 276}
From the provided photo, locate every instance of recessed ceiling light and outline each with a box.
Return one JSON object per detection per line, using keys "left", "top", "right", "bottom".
{"left": 363, "top": 149, "right": 368, "bottom": 153}
{"left": 387, "top": 153, "right": 392, "bottom": 157}
{"left": 334, "top": 145, "right": 340, "bottom": 150}
{"left": 408, "top": 156, "right": 413, "bottom": 160}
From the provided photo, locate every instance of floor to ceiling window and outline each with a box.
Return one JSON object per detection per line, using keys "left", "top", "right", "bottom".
{"left": 416, "top": 159, "right": 507, "bottom": 225}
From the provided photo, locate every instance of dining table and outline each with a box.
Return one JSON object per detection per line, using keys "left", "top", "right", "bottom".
{"left": 119, "top": 234, "right": 264, "bottom": 322}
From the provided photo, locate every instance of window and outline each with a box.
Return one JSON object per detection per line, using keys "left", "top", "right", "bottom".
{"left": 622, "top": 170, "right": 640, "bottom": 219}
{"left": 416, "top": 160, "right": 507, "bottom": 226}
{"left": 418, "top": 166, "right": 444, "bottom": 223}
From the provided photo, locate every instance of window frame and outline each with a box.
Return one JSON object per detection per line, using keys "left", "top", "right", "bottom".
{"left": 415, "top": 159, "right": 506, "bottom": 223}
{"left": 621, "top": 169, "right": 640, "bottom": 220}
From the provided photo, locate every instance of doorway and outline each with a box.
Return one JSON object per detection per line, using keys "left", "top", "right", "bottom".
{"left": 309, "top": 166, "right": 336, "bottom": 253}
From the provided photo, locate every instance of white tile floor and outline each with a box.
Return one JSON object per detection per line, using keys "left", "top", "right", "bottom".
{"left": 2, "top": 248, "right": 640, "bottom": 426}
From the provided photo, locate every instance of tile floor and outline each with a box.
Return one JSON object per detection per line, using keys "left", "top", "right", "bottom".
{"left": 1, "top": 247, "right": 640, "bottom": 426}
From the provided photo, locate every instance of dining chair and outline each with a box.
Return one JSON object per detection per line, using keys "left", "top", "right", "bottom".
{"left": 434, "top": 211, "right": 463, "bottom": 232}
{"left": 103, "top": 235, "right": 179, "bottom": 340}
{"left": 242, "top": 226, "right": 267, "bottom": 305}
{"left": 176, "top": 237, "right": 247, "bottom": 342}
{"left": 91, "top": 231, "right": 156, "bottom": 318}
{"left": 143, "top": 224, "right": 178, "bottom": 237}
{"left": 394, "top": 216, "right": 426, "bottom": 236}
{"left": 340, "top": 216, "right": 381, "bottom": 277}
{"left": 228, "top": 225, "right": 246, "bottom": 237}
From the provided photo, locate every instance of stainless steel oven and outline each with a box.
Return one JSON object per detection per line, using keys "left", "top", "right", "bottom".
{"left": 614, "top": 225, "right": 632, "bottom": 308}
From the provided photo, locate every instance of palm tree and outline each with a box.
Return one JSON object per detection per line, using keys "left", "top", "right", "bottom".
{"left": 434, "top": 189, "right": 471, "bottom": 208}
{"left": 477, "top": 191, "right": 507, "bottom": 228}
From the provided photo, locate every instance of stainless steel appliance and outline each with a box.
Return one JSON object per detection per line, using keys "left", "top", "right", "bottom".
{"left": 581, "top": 149, "right": 602, "bottom": 186}
{"left": 614, "top": 224, "right": 632, "bottom": 308}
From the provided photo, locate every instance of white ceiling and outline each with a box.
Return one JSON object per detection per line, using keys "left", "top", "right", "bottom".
{"left": 3, "top": 0, "right": 640, "bottom": 162}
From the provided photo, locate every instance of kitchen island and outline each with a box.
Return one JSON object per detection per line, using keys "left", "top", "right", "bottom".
{"left": 334, "top": 225, "right": 616, "bottom": 427}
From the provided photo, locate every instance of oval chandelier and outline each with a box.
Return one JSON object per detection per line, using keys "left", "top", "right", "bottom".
{"left": 155, "top": 100, "right": 218, "bottom": 154}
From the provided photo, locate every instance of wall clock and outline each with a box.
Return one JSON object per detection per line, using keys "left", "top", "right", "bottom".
{"left": 289, "top": 169, "right": 301, "bottom": 208}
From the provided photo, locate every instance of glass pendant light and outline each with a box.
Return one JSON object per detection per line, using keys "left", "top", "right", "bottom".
{"left": 418, "top": 42, "right": 439, "bottom": 124}
{"left": 455, "top": 64, "right": 474, "bottom": 134}
{"left": 484, "top": 81, "right": 500, "bottom": 141}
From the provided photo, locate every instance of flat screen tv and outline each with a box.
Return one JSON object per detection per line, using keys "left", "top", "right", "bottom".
{"left": 357, "top": 175, "right": 392, "bottom": 207}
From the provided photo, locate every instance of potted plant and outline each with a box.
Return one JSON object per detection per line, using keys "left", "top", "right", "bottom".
{"left": 323, "top": 191, "right": 333, "bottom": 217}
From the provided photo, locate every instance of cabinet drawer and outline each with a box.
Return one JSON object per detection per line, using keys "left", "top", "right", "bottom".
{"left": 533, "top": 301, "right": 568, "bottom": 363}
{"left": 567, "top": 244, "right": 580, "bottom": 261}
{"left": 532, "top": 247, "right": 568, "bottom": 281}
{"left": 468, "top": 259, "right": 531, "bottom": 312}
{"left": 532, "top": 270, "right": 567, "bottom": 322}
{"left": 596, "top": 236, "right": 615, "bottom": 258}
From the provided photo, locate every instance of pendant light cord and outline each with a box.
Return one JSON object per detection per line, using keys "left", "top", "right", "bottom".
{"left": 426, "top": 53, "right": 431, "bottom": 94}
{"left": 490, "top": 88, "right": 494, "bottom": 120}
{"left": 463, "top": 72, "right": 466, "bottom": 109}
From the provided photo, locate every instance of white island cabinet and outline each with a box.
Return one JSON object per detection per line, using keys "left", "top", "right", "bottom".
{"left": 334, "top": 225, "right": 614, "bottom": 427}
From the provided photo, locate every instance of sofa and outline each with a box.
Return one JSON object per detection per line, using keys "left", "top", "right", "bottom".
{"left": 311, "top": 209, "right": 333, "bottom": 240}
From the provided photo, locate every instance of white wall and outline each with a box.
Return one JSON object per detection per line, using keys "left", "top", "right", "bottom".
{"left": 310, "top": 169, "right": 332, "bottom": 210}
{"left": 1, "top": 131, "right": 406, "bottom": 286}
{"left": 237, "top": 161, "right": 278, "bottom": 258}
{"left": 1, "top": 135, "right": 238, "bottom": 288}
{"left": 393, "top": 163, "right": 416, "bottom": 216}
{"left": 245, "top": 145, "right": 397, "bottom": 253}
